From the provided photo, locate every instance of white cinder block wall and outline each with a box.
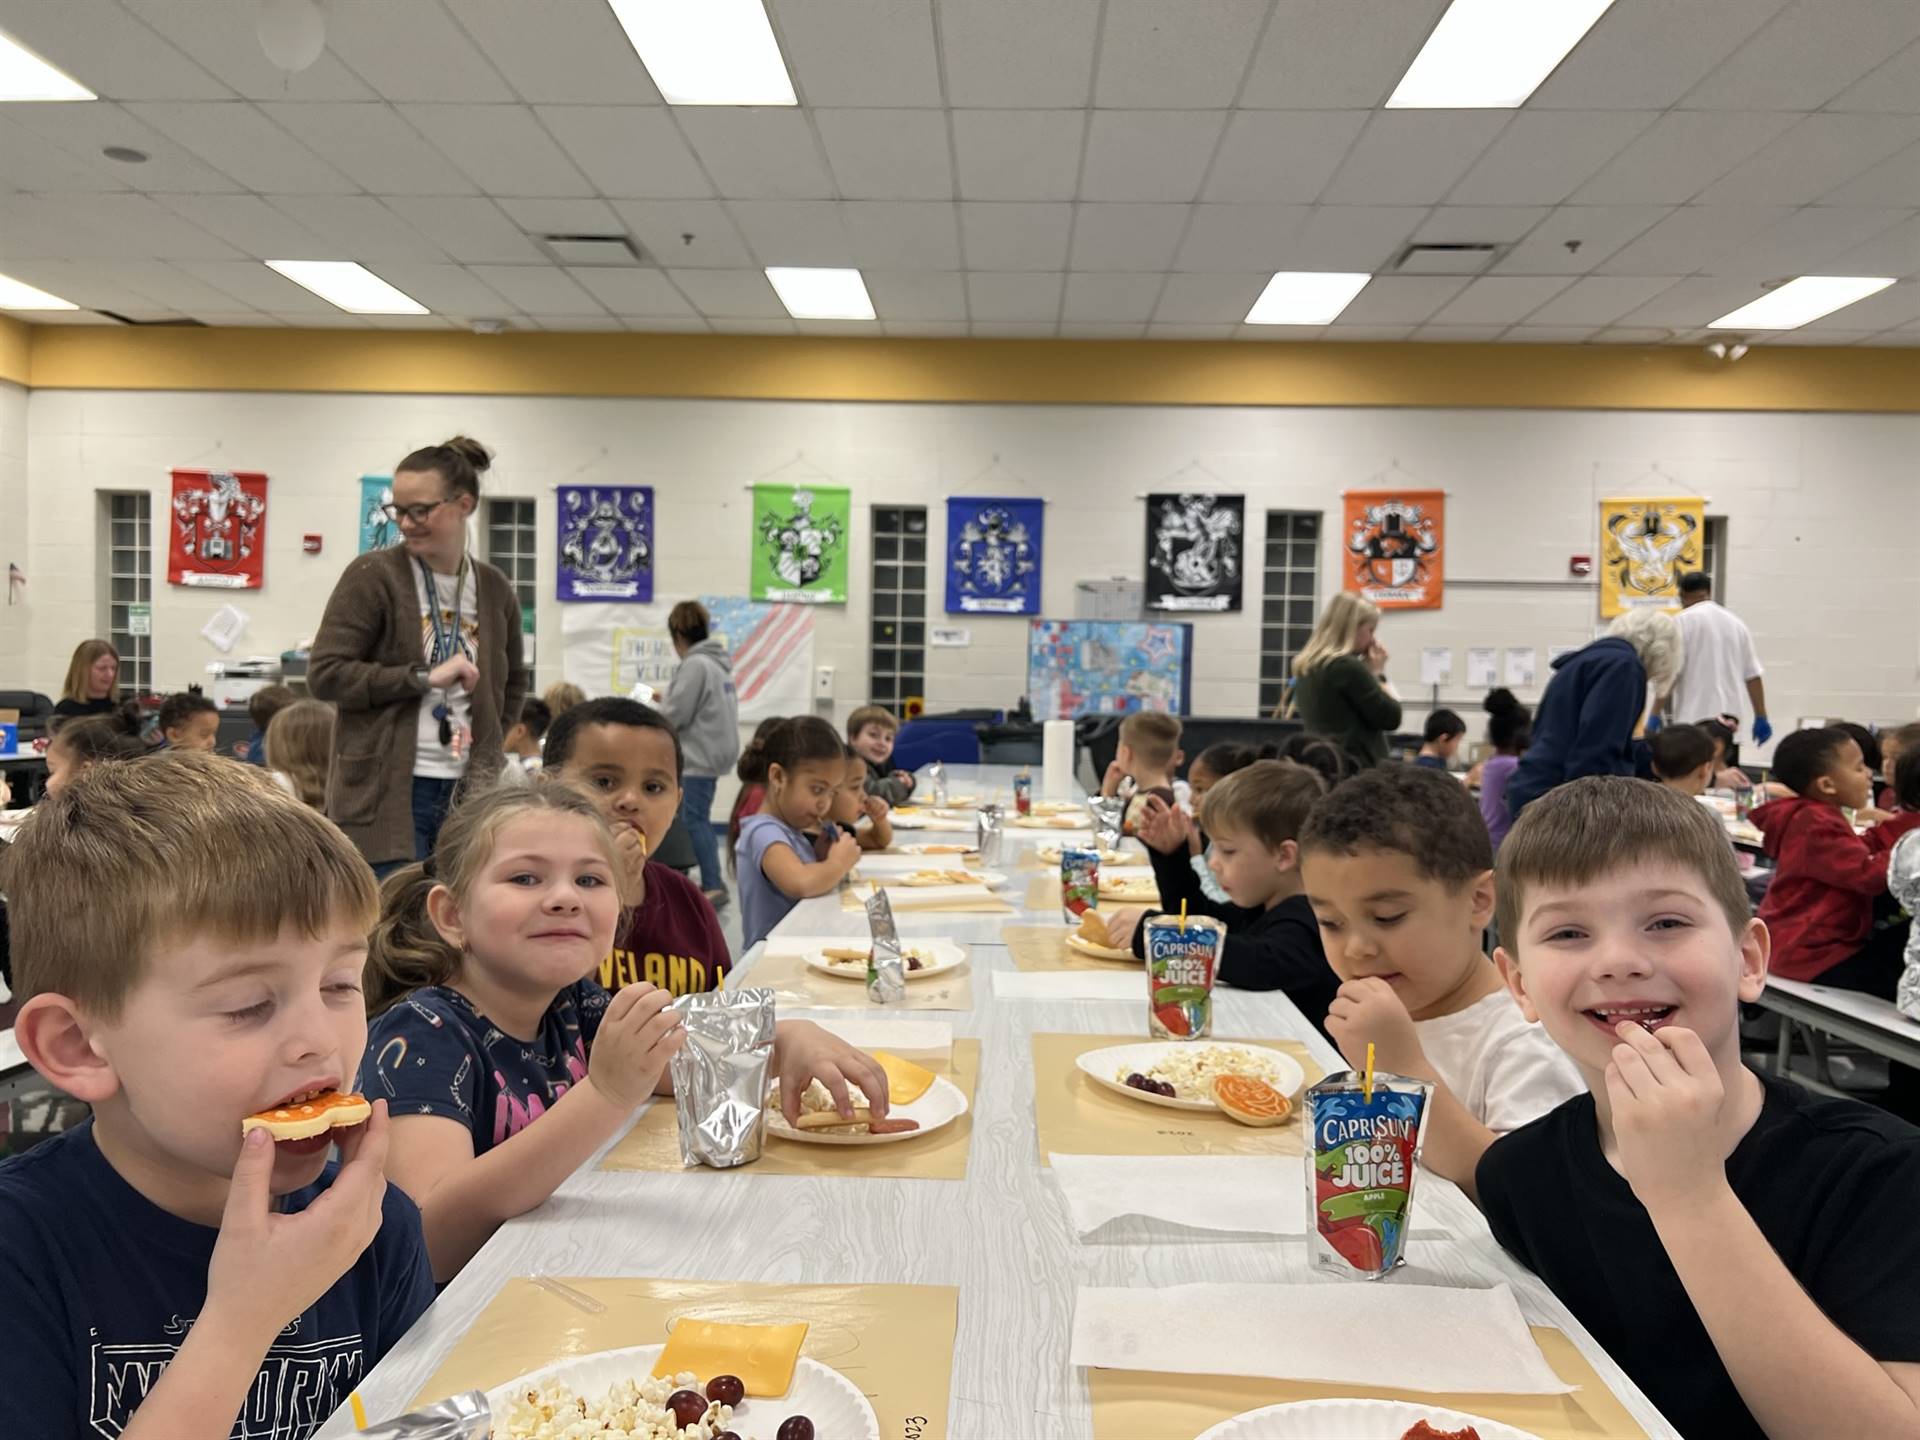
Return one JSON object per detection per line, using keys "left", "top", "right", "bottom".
{"left": 9, "top": 390, "right": 1920, "bottom": 773}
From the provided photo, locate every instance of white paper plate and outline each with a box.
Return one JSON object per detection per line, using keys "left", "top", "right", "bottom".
{"left": 1065, "top": 932, "right": 1141, "bottom": 964}
{"left": 1076, "top": 1040, "right": 1306, "bottom": 1113}
{"left": 855, "top": 868, "right": 1007, "bottom": 890}
{"left": 1013, "top": 814, "right": 1089, "bottom": 829}
{"left": 1197, "top": 1398, "right": 1542, "bottom": 1440}
{"left": 1035, "top": 844, "right": 1131, "bottom": 865}
{"left": 803, "top": 940, "right": 968, "bottom": 981}
{"left": 486, "top": 1342, "right": 879, "bottom": 1440}
{"left": 767, "top": 1073, "right": 969, "bottom": 1146}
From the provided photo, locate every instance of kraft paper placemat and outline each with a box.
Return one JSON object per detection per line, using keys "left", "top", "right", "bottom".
{"left": 735, "top": 946, "right": 976, "bottom": 1012}
{"left": 1030, "top": 1033, "right": 1322, "bottom": 1166}
{"left": 1004, "top": 923, "right": 1142, "bottom": 972}
{"left": 601, "top": 1039, "right": 980, "bottom": 1180}
{"left": 1088, "top": 1327, "right": 1647, "bottom": 1439}
{"left": 409, "top": 1276, "right": 959, "bottom": 1440}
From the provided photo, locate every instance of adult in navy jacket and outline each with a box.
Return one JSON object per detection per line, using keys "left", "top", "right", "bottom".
{"left": 1505, "top": 609, "right": 1682, "bottom": 818}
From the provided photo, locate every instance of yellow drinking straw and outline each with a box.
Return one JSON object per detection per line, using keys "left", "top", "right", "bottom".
{"left": 1364, "top": 1042, "right": 1376, "bottom": 1103}
{"left": 350, "top": 1392, "right": 368, "bottom": 1430}
{"left": 1179, "top": 898, "right": 1188, "bottom": 934}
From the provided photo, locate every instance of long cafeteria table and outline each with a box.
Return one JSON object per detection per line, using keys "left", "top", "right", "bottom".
{"left": 319, "top": 764, "right": 1673, "bottom": 1437}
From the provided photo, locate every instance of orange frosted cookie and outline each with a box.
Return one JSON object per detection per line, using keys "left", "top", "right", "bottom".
{"left": 241, "top": 1089, "right": 372, "bottom": 1141}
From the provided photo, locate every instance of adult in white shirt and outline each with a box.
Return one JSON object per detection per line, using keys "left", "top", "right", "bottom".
{"left": 1659, "top": 571, "right": 1772, "bottom": 746}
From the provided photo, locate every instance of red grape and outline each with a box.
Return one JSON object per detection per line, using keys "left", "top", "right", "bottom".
{"left": 665, "top": 1390, "right": 709, "bottom": 1429}
{"left": 706, "top": 1374, "right": 746, "bottom": 1407}
{"left": 777, "top": 1418, "right": 815, "bottom": 1440}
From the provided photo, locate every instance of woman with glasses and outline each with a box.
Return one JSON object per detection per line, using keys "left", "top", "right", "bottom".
{"left": 309, "top": 436, "right": 525, "bottom": 874}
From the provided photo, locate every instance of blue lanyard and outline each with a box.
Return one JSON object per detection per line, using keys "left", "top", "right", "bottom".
{"left": 417, "top": 554, "right": 469, "bottom": 666}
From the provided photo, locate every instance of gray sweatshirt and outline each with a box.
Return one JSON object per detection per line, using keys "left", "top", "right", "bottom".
{"left": 660, "top": 637, "right": 742, "bottom": 778}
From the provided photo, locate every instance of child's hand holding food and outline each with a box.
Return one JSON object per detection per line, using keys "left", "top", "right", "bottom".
{"left": 1326, "top": 977, "right": 1428, "bottom": 1080}
{"left": 588, "top": 983, "right": 685, "bottom": 1110}
{"left": 773, "top": 1020, "right": 890, "bottom": 1124}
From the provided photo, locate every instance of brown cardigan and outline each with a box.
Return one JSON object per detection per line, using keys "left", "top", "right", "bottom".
{"left": 308, "top": 545, "right": 524, "bottom": 866}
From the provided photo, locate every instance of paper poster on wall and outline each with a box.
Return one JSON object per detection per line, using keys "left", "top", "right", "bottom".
{"left": 1466, "top": 647, "right": 1499, "bottom": 689}
{"left": 557, "top": 485, "right": 653, "bottom": 602}
{"left": 1598, "top": 496, "right": 1704, "bottom": 617}
{"left": 169, "top": 468, "right": 267, "bottom": 589}
{"left": 751, "top": 483, "right": 848, "bottom": 603}
{"left": 1418, "top": 647, "right": 1453, "bottom": 686}
{"left": 1342, "top": 490, "right": 1445, "bottom": 609}
{"left": 358, "top": 476, "right": 399, "bottom": 554}
{"left": 560, "top": 595, "right": 814, "bottom": 724}
{"left": 1504, "top": 647, "right": 1537, "bottom": 687}
{"left": 1027, "top": 619, "right": 1193, "bottom": 721}
{"left": 945, "top": 496, "right": 1042, "bottom": 615}
{"left": 1144, "top": 492, "right": 1242, "bottom": 612}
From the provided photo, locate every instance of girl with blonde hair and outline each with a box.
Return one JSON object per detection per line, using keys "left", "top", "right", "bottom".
{"left": 1282, "top": 592, "right": 1403, "bottom": 769}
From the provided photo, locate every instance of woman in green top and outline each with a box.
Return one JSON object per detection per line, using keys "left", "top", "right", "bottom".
{"left": 1282, "top": 592, "right": 1402, "bottom": 768}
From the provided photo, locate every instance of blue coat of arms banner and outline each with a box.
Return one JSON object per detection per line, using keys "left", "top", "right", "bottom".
{"left": 358, "top": 476, "right": 398, "bottom": 555}
{"left": 558, "top": 485, "right": 653, "bottom": 602}
{"left": 945, "top": 496, "right": 1042, "bottom": 615}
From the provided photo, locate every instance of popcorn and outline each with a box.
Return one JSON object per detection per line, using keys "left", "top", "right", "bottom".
{"left": 1121, "top": 1044, "right": 1286, "bottom": 1102}
{"left": 498, "top": 1371, "right": 737, "bottom": 1440}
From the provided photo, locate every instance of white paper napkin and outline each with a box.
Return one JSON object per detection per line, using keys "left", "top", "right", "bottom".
{"left": 1070, "top": 1282, "right": 1573, "bottom": 1395}
{"left": 1049, "top": 1154, "right": 1306, "bottom": 1235}
{"left": 991, "top": 971, "right": 1141, "bottom": 1002}
{"left": 853, "top": 852, "right": 970, "bottom": 874}
{"left": 1097, "top": 865, "right": 1155, "bottom": 883}
{"left": 872, "top": 883, "right": 1003, "bottom": 911}
{"left": 810, "top": 1018, "right": 953, "bottom": 1062}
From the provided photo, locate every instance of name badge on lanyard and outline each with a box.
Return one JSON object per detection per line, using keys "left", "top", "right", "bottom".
{"left": 420, "top": 555, "right": 469, "bottom": 748}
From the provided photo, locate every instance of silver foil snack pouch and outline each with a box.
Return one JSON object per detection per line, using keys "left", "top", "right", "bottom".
{"left": 346, "top": 1391, "right": 488, "bottom": 1440}
{"left": 928, "top": 757, "right": 949, "bottom": 807}
{"left": 865, "top": 887, "right": 907, "bottom": 1005}
{"left": 1087, "top": 793, "right": 1127, "bottom": 851}
{"left": 1892, "top": 830, "right": 1920, "bottom": 1023}
{"left": 976, "top": 803, "right": 1005, "bottom": 868}
{"left": 669, "top": 988, "right": 776, "bottom": 1168}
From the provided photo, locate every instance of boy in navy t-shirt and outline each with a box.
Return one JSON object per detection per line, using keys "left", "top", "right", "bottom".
{"left": 1481, "top": 777, "right": 1920, "bottom": 1440}
{"left": 0, "top": 752, "right": 432, "bottom": 1440}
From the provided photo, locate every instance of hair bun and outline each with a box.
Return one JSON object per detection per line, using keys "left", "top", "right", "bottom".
{"left": 442, "top": 436, "right": 492, "bottom": 473}
{"left": 1483, "top": 687, "right": 1520, "bottom": 716}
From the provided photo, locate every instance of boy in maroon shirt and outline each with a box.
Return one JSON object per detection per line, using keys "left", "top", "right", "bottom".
{"left": 543, "top": 698, "right": 732, "bottom": 996}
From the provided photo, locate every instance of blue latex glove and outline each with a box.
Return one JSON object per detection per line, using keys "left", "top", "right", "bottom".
{"left": 1752, "top": 715, "right": 1773, "bottom": 745}
{"left": 1644, "top": 713, "right": 1663, "bottom": 734}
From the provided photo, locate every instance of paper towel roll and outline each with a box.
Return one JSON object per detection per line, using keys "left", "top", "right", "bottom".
{"left": 1042, "top": 719, "right": 1075, "bottom": 800}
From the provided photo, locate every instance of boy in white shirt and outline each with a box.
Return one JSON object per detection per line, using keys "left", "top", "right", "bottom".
{"left": 1299, "top": 764, "right": 1583, "bottom": 1186}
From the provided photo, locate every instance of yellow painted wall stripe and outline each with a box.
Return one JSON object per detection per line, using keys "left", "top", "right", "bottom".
{"left": 13, "top": 322, "right": 1920, "bottom": 412}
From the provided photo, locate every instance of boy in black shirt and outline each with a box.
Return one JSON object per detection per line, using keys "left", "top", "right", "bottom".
{"left": 0, "top": 752, "right": 433, "bottom": 1439}
{"left": 1481, "top": 775, "right": 1920, "bottom": 1440}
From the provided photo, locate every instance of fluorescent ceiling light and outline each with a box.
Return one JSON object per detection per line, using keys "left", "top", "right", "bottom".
{"left": 766, "top": 267, "right": 875, "bottom": 320}
{"left": 0, "top": 27, "right": 94, "bottom": 101}
{"left": 1708, "top": 276, "right": 1897, "bottom": 331}
{"left": 265, "top": 261, "right": 428, "bottom": 315}
{"left": 608, "top": 0, "right": 796, "bottom": 105}
{"left": 0, "top": 272, "right": 78, "bottom": 310}
{"left": 1245, "top": 272, "right": 1371, "bottom": 326}
{"left": 1388, "top": 0, "right": 1615, "bottom": 108}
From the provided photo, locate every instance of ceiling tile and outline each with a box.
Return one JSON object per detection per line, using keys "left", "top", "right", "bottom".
{"left": 621, "top": 316, "right": 711, "bottom": 332}
{"left": 1057, "top": 322, "right": 1149, "bottom": 338}
{"left": 972, "top": 321, "right": 1058, "bottom": 337}
{"left": 150, "top": 194, "right": 327, "bottom": 260}
{"left": 270, "top": 195, "right": 449, "bottom": 262}
{"left": 0, "top": 114, "right": 126, "bottom": 192}
{"left": 815, "top": 110, "right": 953, "bottom": 200}
{"left": 951, "top": 111, "right": 1085, "bottom": 202}
{"left": 261, "top": 103, "right": 480, "bottom": 195}
{"left": 359, "top": 263, "right": 512, "bottom": 316}
{"left": 785, "top": 318, "right": 876, "bottom": 336}
{"left": 538, "top": 108, "right": 712, "bottom": 199}
{"left": 1411, "top": 325, "right": 1509, "bottom": 342}
{"left": 1415, "top": 208, "right": 1549, "bottom": 244}
{"left": 1591, "top": 326, "right": 1688, "bottom": 343}
{"left": 668, "top": 268, "right": 791, "bottom": 319}
{"left": 123, "top": 102, "right": 357, "bottom": 194}
{"left": 442, "top": 0, "right": 661, "bottom": 104}
{"left": 1820, "top": 141, "right": 1920, "bottom": 207}
{"left": 771, "top": 0, "right": 942, "bottom": 107}
{"left": 862, "top": 270, "right": 967, "bottom": 320}
{"left": 321, "top": 0, "right": 516, "bottom": 102}
{"left": 1494, "top": 206, "right": 1671, "bottom": 274}
{"left": 1697, "top": 115, "right": 1920, "bottom": 206}
{"left": 3, "top": 102, "right": 244, "bottom": 194}
{"left": 1428, "top": 276, "right": 1574, "bottom": 326}
{"left": 1523, "top": 276, "right": 1681, "bottom": 327}
{"left": 0, "top": 0, "right": 232, "bottom": 100}
{"left": 24, "top": 309, "right": 138, "bottom": 325}
{"left": 1323, "top": 324, "right": 1417, "bottom": 341}
{"left": 1532, "top": 0, "right": 1791, "bottom": 109}
{"left": 1068, "top": 203, "right": 1191, "bottom": 270}
{"left": 1616, "top": 277, "right": 1772, "bottom": 327}
{"left": 1271, "top": 205, "right": 1427, "bottom": 270}
{"left": 841, "top": 201, "right": 962, "bottom": 269}
{"left": 882, "top": 320, "right": 969, "bottom": 336}
{"left": 362, "top": 314, "right": 456, "bottom": 329}
{"left": 399, "top": 105, "right": 594, "bottom": 198}
{"left": 1830, "top": 38, "right": 1920, "bottom": 111}
{"left": 1683, "top": 0, "right": 1920, "bottom": 110}
{"left": 0, "top": 258, "right": 179, "bottom": 314}
{"left": 267, "top": 310, "right": 369, "bottom": 327}
{"left": 1321, "top": 112, "right": 1507, "bottom": 207}
{"left": 171, "top": 260, "right": 337, "bottom": 312}
{"left": 1094, "top": 0, "right": 1270, "bottom": 107}
{"left": 959, "top": 203, "right": 1072, "bottom": 271}
{"left": 611, "top": 200, "right": 753, "bottom": 267}
{"left": 726, "top": 201, "right": 853, "bottom": 266}
{"left": 1150, "top": 323, "right": 1238, "bottom": 339}
{"left": 966, "top": 271, "right": 1063, "bottom": 322}
{"left": 1202, "top": 111, "right": 1369, "bottom": 204}
{"left": 1061, "top": 272, "right": 1165, "bottom": 323}
{"left": 1573, "top": 112, "right": 1801, "bottom": 205}
{"left": 1753, "top": 328, "right": 1877, "bottom": 345}
{"left": 466, "top": 265, "right": 605, "bottom": 315}
{"left": 1154, "top": 273, "right": 1268, "bottom": 323}
{"left": 940, "top": 0, "right": 1100, "bottom": 107}
{"left": 677, "top": 110, "right": 835, "bottom": 200}
{"left": 1174, "top": 204, "right": 1307, "bottom": 271}
{"left": 4, "top": 195, "right": 242, "bottom": 260}
{"left": 1594, "top": 206, "right": 1792, "bottom": 275}
{"left": 377, "top": 197, "right": 537, "bottom": 262}
{"left": 1827, "top": 214, "right": 1920, "bottom": 277}
{"left": 494, "top": 198, "right": 622, "bottom": 234}
{"left": 566, "top": 268, "right": 695, "bottom": 317}
{"left": 1240, "top": 1, "right": 1446, "bottom": 108}
{"left": 1335, "top": 276, "right": 1468, "bottom": 325}
{"left": 1503, "top": 327, "right": 1600, "bottom": 343}
{"left": 1704, "top": 207, "right": 1911, "bottom": 278}
{"left": 526, "top": 314, "right": 625, "bottom": 331}
{"left": 713, "top": 317, "right": 798, "bottom": 334}
{"left": 1797, "top": 280, "right": 1920, "bottom": 330}
{"left": 1447, "top": 112, "right": 1659, "bottom": 206}
{"left": 1080, "top": 112, "right": 1226, "bottom": 203}
{"left": 122, "top": 0, "right": 373, "bottom": 101}
{"left": 74, "top": 259, "right": 254, "bottom": 310}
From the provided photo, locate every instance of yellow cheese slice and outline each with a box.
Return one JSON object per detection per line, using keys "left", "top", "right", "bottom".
{"left": 870, "top": 1049, "right": 936, "bottom": 1105}
{"left": 652, "top": 1318, "right": 809, "bottom": 1398}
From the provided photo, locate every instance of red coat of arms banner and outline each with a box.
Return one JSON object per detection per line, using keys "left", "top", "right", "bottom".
{"left": 169, "top": 468, "right": 268, "bottom": 589}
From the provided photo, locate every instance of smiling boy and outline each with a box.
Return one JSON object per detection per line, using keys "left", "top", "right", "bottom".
{"left": 1483, "top": 776, "right": 1920, "bottom": 1440}
{"left": 1, "top": 752, "right": 432, "bottom": 1440}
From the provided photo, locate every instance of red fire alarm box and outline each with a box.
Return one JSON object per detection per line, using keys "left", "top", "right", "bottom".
{"left": 303, "top": 534, "right": 323, "bottom": 555}
{"left": 1569, "top": 554, "right": 1592, "bottom": 577}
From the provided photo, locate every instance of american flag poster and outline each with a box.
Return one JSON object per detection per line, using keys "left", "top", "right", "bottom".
{"left": 559, "top": 594, "right": 813, "bottom": 723}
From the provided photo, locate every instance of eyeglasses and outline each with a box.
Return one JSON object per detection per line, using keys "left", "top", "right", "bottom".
{"left": 381, "top": 498, "right": 456, "bottom": 526}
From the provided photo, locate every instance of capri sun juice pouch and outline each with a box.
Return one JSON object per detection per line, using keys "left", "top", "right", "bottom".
{"left": 1304, "top": 1071, "right": 1432, "bottom": 1279}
